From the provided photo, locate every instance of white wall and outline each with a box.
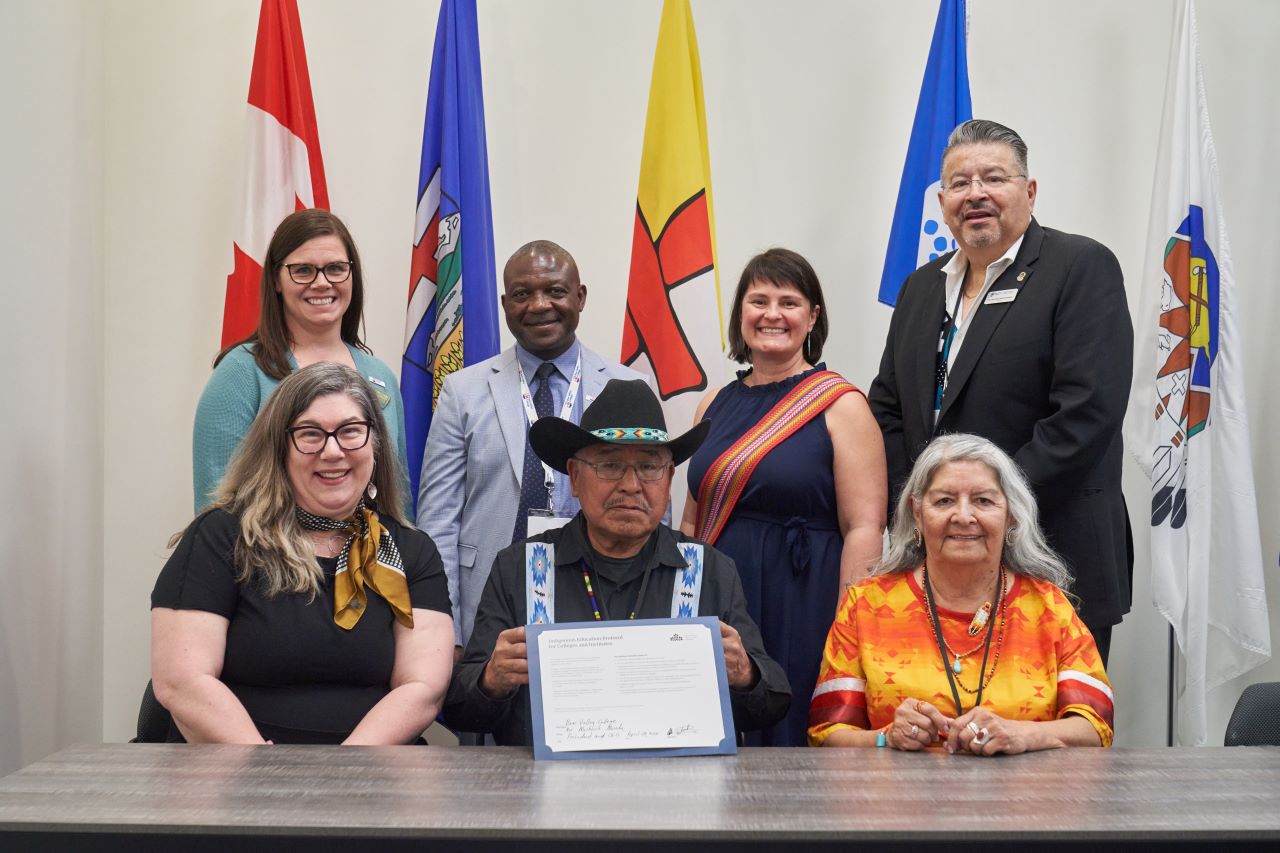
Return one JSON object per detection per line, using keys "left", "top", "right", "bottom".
{"left": 0, "top": 0, "right": 104, "bottom": 775}
{"left": 5, "top": 0, "right": 1278, "bottom": 762}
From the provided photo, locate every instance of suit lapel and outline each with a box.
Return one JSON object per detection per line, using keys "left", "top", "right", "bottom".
{"left": 914, "top": 268, "right": 949, "bottom": 440}
{"left": 489, "top": 349, "right": 526, "bottom": 480}
{"left": 580, "top": 345, "right": 610, "bottom": 408}
{"left": 937, "top": 221, "right": 1044, "bottom": 426}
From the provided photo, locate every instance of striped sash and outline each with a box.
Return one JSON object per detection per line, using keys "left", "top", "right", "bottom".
{"left": 694, "top": 370, "right": 858, "bottom": 545}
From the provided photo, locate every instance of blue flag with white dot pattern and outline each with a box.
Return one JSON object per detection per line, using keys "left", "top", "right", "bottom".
{"left": 877, "top": 0, "right": 972, "bottom": 307}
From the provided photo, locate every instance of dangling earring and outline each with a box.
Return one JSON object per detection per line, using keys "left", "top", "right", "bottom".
{"left": 366, "top": 481, "right": 378, "bottom": 501}
{"left": 912, "top": 528, "right": 922, "bottom": 549}
{"left": 805, "top": 331, "right": 813, "bottom": 360}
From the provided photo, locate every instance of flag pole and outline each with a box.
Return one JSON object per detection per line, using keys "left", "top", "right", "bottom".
{"left": 1167, "top": 625, "right": 1176, "bottom": 746}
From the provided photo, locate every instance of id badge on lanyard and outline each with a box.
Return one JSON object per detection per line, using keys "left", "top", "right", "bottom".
{"left": 518, "top": 356, "right": 583, "bottom": 533}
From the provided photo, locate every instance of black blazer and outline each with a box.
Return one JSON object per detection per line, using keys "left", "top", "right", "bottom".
{"left": 868, "top": 219, "right": 1134, "bottom": 628}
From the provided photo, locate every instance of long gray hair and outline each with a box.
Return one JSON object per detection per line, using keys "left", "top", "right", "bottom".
{"left": 176, "top": 362, "right": 407, "bottom": 598}
{"left": 874, "top": 433, "right": 1071, "bottom": 590}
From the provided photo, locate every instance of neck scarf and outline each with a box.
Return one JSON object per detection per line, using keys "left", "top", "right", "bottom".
{"left": 296, "top": 503, "right": 414, "bottom": 630}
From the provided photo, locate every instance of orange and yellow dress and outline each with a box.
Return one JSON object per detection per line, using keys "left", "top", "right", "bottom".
{"left": 808, "top": 571, "right": 1113, "bottom": 747}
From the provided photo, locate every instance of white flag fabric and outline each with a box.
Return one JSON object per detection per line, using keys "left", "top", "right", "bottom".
{"left": 1124, "top": 0, "right": 1270, "bottom": 746}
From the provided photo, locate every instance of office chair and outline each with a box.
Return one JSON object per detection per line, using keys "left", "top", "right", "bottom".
{"left": 131, "top": 680, "right": 173, "bottom": 743}
{"left": 1224, "top": 681, "right": 1280, "bottom": 746}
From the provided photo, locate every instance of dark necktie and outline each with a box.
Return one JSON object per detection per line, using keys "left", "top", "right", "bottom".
{"left": 513, "top": 362, "right": 557, "bottom": 541}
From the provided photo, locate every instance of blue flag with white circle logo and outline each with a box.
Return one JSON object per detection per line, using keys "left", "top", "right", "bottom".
{"left": 877, "top": 0, "right": 972, "bottom": 307}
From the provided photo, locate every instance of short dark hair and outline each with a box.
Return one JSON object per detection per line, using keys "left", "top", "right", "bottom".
{"left": 941, "top": 119, "right": 1029, "bottom": 178}
{"left": 726, "top": 248, "right": 829, "bottom": 364}
{"left": 214, "top": 209, "right": 370, "bottom": 379}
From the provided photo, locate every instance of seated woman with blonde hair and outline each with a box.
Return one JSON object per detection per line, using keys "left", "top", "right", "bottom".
{"left": 153, "top": 362, "right": 453, "bottom": 744}
{"left": 809, "top": 433, "right": 1112, "bottom": 754}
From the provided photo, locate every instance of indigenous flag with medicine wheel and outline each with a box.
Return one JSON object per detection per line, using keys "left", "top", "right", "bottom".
{"left": 622, "top": 0, "right": 724, "bottom": 464}
{"left": 221, "top": 0, "right": 329, "bottom": 348}
{"left": 1123, "top": 0, "right": 1269, "bottom": 746}
{"left": 877, "top": 0, "right": 971, "bottom": 307}
{"left": 402, "top": 0, "right": 500, "bottom": 510}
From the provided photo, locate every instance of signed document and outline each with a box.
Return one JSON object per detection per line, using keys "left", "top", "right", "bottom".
{"left": 527, "top": 616, "right": 736, "bottom": 760}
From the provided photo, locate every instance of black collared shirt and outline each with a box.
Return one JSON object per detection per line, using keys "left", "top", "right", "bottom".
{"left": 443, "top": 514, "right": 791, "bottom": 745}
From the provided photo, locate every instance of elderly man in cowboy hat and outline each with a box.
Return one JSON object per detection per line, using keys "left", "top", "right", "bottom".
{"left": 443, "top": 379, "right": 790, "bottom": 745}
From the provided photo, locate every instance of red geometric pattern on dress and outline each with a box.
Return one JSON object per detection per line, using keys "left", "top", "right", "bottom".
{"left": 808, "top": 573, "right": 1115, "bottom": 747}
{"left": 1058, "top": 675, "right": 1115, "bottom": 729}
{"left": 808, "top": 690, "right": 867, "bottom": 729}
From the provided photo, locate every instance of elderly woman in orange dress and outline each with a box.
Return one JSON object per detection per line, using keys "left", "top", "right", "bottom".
{"left": 809, "top": 434, "right": 1112, "bottom": 754}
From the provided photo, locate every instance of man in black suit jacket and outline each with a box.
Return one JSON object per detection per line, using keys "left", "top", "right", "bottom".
{"left": 868, "top": 120, "right": 1133, "bottom": 663}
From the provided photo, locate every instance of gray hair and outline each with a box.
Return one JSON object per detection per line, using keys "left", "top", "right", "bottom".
{"left": 942, "top": 119, "right": 1029, "bottom": 178}
{"left": 874, "top": 433, "right": 1072, "bottom": 591}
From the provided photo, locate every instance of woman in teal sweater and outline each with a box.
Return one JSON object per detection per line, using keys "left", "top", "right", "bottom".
{"left": 194, "top": 209, "right": 408, "bottom": 512}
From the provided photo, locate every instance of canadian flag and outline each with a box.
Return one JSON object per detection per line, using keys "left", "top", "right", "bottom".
{"left": 221, "top": 0, "right": 329, "bottom": 348}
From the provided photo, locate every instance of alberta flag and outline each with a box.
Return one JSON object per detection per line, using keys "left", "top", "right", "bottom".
{"left": 877, "top": 0, "right": 971, "bottom": 307}
{"left": 1124, "top": 0, "right": 1269, "bottom": 746}
{"left": 402, "top": 0, "right": 499, "bottom": 509}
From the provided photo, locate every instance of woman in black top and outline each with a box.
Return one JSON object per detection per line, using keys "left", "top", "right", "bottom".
{"left": 153, "top": 363, "right": 453, "bottom": 744}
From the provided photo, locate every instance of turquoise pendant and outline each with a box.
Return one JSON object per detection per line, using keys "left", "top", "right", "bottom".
{"left": 952, "top": 659, "right": 963, "bottom": 674}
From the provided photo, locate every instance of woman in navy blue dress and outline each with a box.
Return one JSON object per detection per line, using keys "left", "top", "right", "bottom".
{"left": 683, "top": 249, "right": 886, "bottom": 746}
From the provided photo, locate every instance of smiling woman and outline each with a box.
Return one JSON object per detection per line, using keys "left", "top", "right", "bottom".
{"left": 809, "top": 434, "right": 1113, "bottom": 755}
{"left": 681, "top": 248, "right": 888, "bottom": 747}
{"left": 152, "top": 363, "right": 454, "bottom": 745}
{"left": 191, "top": 209, "right": 409, "bottom": 514}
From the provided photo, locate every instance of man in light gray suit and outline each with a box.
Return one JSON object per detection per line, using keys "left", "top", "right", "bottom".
{"left": 418, "top": 240, "right": 647, "bottom": 659}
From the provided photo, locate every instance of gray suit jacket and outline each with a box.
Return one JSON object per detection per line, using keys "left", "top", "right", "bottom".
{"left": 417, "top": 344, "right": 647, "bottom": 645}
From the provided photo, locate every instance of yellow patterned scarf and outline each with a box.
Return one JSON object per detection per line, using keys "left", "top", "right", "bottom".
{"left": 297, "top": 505, "right": 414, "bottom": 630}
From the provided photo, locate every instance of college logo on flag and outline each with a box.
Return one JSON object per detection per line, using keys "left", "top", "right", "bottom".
{"left": 1151, "top": 206, "right": 1218, "bottom": 529}
{"left": 877, "top": 0, "right": 971, "bottom": 307}
{"left": 1126, "top": 0, "right": 1269, "bottom": 746}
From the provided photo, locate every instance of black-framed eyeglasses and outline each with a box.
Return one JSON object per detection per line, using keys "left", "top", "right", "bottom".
{"left": 571, "top": 457, "right": 672, "bottom": 482}
{"left": 287, "top": 421, "right": 372, "bottom": 454}
{"left": 284, "top": 261, "right": 353, "bottom": 285}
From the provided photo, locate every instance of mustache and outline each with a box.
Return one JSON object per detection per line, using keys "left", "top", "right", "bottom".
{"left": 604, "top": 497, "right": 651, "bottom": 513}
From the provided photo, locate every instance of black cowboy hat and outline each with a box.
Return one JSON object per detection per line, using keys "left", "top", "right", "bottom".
{"left": 529, "top": 378, "right": 710, "bottom": 474}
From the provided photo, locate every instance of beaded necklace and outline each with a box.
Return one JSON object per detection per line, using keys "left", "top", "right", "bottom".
{"left": 921, "top": 563, "right": 1007, "bottom": 715}
{"left": 579, "top": 558, "right": 654, "bottom": 622}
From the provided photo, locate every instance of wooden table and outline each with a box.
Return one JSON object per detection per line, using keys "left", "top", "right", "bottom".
{"left": 2, "top": 744, "right": 1278, "bottom": 851}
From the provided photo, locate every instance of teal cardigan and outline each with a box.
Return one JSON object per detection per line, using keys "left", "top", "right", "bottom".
{"left": 192, "top": 344, "right": 409, "bottom": 513}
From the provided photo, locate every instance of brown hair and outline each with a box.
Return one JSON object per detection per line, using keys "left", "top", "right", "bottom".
{"left": 214, "top": 209, "right": 371, "bottom": 380}
{"left": 175, "top": 362, "right": 408, "bottom": 598}
{"left": 726, "top": 248, "right": 829, "bottom": 364}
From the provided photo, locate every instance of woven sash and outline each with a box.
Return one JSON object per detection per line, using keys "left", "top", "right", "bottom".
{"left": 694, "top": 370, "right": 858, "bottom": 545}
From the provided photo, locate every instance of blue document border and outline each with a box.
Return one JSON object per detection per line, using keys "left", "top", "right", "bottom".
{"left": 527, "top": 616, "right": 737, "bottom": 761}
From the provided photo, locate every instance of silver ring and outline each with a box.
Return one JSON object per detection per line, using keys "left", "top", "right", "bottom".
{"left": 967, "top": 721, "right": 981, "bottom": 735}
{"left": 972, "top": 726, "right": 990, "bottom": 746}
{"left": 909, "top": 723, "right": 919, "bottom": 737}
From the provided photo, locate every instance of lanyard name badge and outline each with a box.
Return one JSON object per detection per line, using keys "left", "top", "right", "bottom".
{"left": 934, "top": 285, "right": 967, "bottom": 416}
{"left": 519, "top": 355, "right": 582, "bottom": 537}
